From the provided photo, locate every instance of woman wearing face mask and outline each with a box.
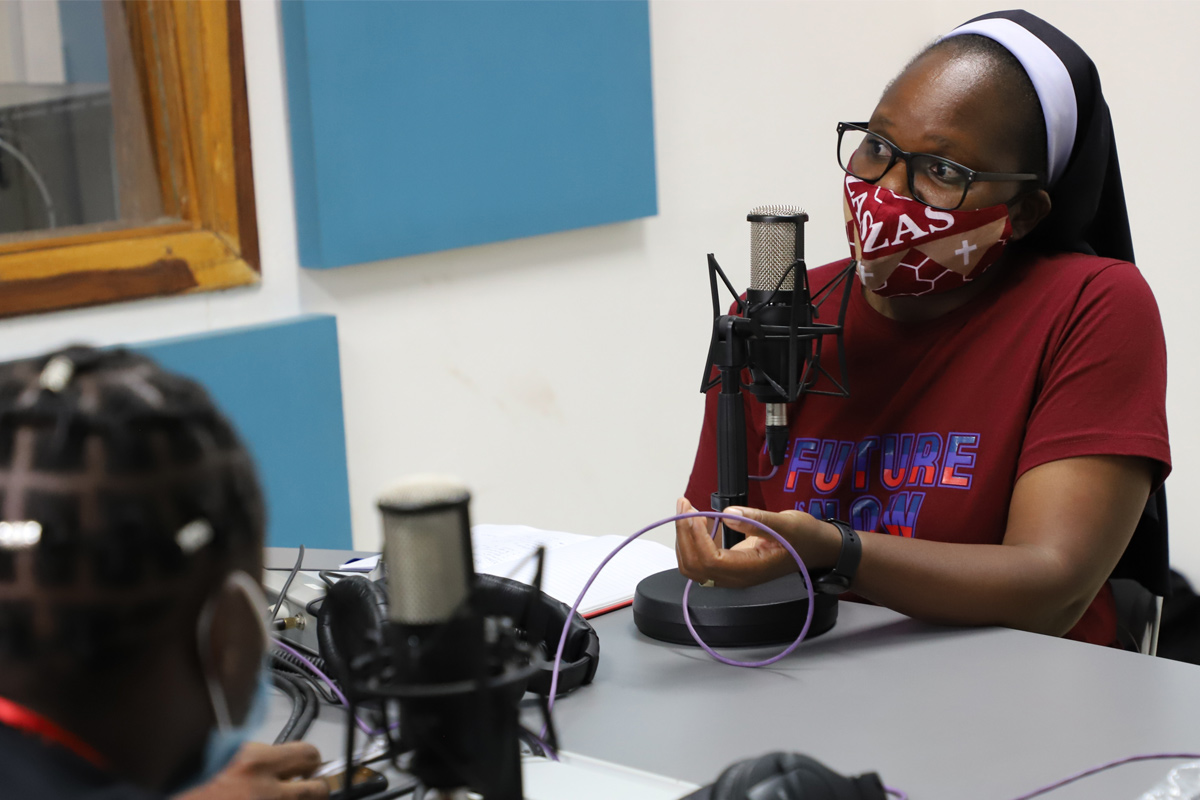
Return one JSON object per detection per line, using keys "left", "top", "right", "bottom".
{"left": 0, "top": 348, "right": 327, "bottom": 799}
{"left": 676, "top": 10, "right": 1169, "bottom": 648}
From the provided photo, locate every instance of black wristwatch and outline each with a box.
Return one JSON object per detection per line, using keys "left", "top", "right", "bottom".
{"left": 814, "top": 519, "right": 862, "bottom": 595}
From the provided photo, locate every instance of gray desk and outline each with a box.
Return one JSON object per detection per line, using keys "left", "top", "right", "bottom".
{"left": 549, "top": 604, "right": 1200, "bottom": 800}
{"left": 265, "top": 559, "right": 1200, "bottom": 799}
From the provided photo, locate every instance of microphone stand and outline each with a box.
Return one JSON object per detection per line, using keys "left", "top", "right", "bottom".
{"left": 633, "top": 250, "right": 856, "bottom": 648}
{"left": 338, "top": 561, "right": 556, "bottom": 800}
{"left": 706, "top": 253, "right": 853, "bottom": 542}
{"left": 710, "top": 310, "right": 750, "bottom": 524}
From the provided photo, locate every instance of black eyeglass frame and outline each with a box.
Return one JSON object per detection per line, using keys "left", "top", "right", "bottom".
{"left": 837, "top": 122, "right": 1041, "bottom": 211}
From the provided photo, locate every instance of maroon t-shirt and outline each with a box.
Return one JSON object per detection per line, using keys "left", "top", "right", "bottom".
{"left": 685, "top": 251, "right": 1171, "bottom": 646}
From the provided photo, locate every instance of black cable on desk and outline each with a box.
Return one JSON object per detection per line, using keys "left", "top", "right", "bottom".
{"left": 289, "top": 669, "right": 319, "bottom": 741}
{"left": 282, "top": 637, "right": 324, "bottom": 662}
{"left": 269, "top": 670, "right": 305, "bottom": 745}
{"left": 270, "top": 649, "right": 341, "bottom": 705}
{"left": 270, "top": 670, "right": 320, "bottom": 743}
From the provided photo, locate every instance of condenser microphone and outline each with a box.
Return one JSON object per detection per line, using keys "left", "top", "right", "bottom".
{"left": 634, "top": 203, "right": 853, "bottom": 648}
{"left": 379, "top": 474, "right": 474, "bottom": 627}
{"left": 379, "top": 475, "right": 490, "bottom": 795}
{"left": 746, "top": 206, "right": 810, "bottom": 466}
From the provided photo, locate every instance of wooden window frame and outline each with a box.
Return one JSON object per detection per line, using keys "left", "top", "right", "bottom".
{"left": 0, "top": 0, "right": 258, "bottom": 318}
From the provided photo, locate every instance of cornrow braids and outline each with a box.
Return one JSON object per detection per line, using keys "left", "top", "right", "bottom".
{"left": 0, "top": 346, "right": 264, "bottom": 672}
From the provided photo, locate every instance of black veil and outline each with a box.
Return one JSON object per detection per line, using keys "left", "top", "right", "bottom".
{"left": 962, "top": 9, "right": 1135, "bottom": 264}
{"left": 956, "top": 11, "right": 1167, "bottom": 599}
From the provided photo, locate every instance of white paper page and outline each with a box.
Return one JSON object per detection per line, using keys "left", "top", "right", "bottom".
{"left": 337, "top": 524, "right": 586, "bottom": 573}
{"left": 336, "top": 526, "right": 678, "bottom": 615}
{"left": 470, "top": 524, "right": 587, "bottom": 576}
{"left": 503, "top": 535, "right": 677, "bottom": 614}
{"left": 337, "top": 554, "right": 380, "bottom": 571}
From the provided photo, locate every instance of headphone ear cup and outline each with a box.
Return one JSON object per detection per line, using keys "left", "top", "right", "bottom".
{"left": 711, "top": 752, "right": 794, "bottom": 800}
{"left": 533, "top": 591, "right": 600, "bottom": 696}
{"left": 710, "top": 753, "right": 887, "bottom": 800}
{"left": 317, "top": 576, "right": 388, "bottom": 690}
{"left": 472, "top": 573, "right": 600, "bottom": 696}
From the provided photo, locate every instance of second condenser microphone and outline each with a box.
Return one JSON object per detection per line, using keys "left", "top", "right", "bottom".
{"left": 380, "top": 475, "right": 474, "bottom": 629}
{"left": 745, "top": 205, "right": 811, "bottom": 466}
{"left": 378, "top": 476, "right": 499, "bottom": 796}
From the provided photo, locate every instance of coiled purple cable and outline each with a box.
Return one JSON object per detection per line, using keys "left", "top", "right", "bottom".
{"left": 316, "top": 510, "right": 1196, "bottom": 800}
{"left": 532, "top": 512, "right": 1200, "bottom": 800}
{"left": 547, "top": 510, "right": 815, "bottom": 713}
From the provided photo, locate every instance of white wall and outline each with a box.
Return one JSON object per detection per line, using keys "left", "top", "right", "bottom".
{"left": 292, "top": 0, "right": 1200, "bottom": 574}
{"left": 5, "top": 1, "right": 1199, "bottom": 577}
{"left": 0, "top": 1, "right": 65, "bottom": 84}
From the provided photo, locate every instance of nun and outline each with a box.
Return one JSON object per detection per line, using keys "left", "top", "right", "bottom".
{"left": 676, "top": 10, "right": 1170, "bottom": 648}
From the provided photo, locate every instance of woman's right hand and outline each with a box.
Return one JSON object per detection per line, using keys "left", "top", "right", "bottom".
{"left": 673, "top": 498, "right": 840, "bottom": 589}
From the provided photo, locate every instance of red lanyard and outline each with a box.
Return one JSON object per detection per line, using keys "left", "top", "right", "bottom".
{"left": 0, "top": 695, "right": 108, "bottom": 770}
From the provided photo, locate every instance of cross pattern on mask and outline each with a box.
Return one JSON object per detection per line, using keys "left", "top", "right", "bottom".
{"left": 954, "top": 239, "right": 977, "bottom": 265}
{"left": 843, "top": 175, "right": 1012, "bottom": 298}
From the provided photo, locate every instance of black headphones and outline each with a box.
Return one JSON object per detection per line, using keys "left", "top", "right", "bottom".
{"left": 316, "top": 573, "right": 600, "bottom": 697}
{"left": 685, "top": 753, "right": 887, "bottom": 800}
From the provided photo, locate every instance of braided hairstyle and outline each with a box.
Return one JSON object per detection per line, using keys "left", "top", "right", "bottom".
{"left": 0, "top": 346, "right": 264, "bottom": 674}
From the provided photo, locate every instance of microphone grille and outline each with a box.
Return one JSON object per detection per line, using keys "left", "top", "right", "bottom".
{"left": 748, "top": 204, "right": 806, "bottom": 217}
{"left": 748, "top": 205, "right": 806, "bottom": 293}
{"left": 378, "top": 474, "right": 470, "bottom": 512}
{"left": 378, "top": 475, "right": 473, "bottom": 624}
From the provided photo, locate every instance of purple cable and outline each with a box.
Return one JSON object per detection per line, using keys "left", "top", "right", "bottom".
{"left": 547, "top": 510, "right": 815, "bottom": 714}
{"left": 1007, "top": 752, "right": 1200, "bottom": 800}
{"left": 272, "top": 638, "right": 380, "bottom": 736}
{"left": 526, "top": 730, "right": 559, "bottom": 762}
{"left": 680, "top": 513, "right": 813, "bottom": 669}
{"left": 533, "top": 514, "right": 1198, "bottom": 799}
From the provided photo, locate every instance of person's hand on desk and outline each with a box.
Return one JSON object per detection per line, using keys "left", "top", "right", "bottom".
{"left": 174, "top": 742, "right": 329, "bottom": 800}
{"left": 674, "top": 497, "right": 842, "bottom": 588}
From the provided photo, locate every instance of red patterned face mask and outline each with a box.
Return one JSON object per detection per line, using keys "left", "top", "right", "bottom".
{"left": 842, "top": 175, "right": 1013, "bottom": 298}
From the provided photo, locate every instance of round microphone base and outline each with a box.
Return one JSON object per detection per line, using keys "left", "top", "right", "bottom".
{"left": 632, "top": 569, "right": 838, "bottom": 647}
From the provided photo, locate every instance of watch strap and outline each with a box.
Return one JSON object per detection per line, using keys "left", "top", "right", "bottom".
{"left": 815, "top": 519, "right": 861, "bottom": 594}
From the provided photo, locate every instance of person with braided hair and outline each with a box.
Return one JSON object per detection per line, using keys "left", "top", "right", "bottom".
{"left": 0, "top": 347, "right": 327, "bottom": 799}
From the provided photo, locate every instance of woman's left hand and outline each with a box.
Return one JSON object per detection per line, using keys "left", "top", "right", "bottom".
{"left": 673, "top": 498, "right": 841, "bottom": 589}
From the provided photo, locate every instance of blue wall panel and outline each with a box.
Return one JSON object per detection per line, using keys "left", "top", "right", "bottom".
{"left": 59, "top": 0, "right": 109, "bottom": 84}
{"left": 282, "top": 0, "right": 657, "bottom": 269}
{"left": 136, "top": 315, "right": 353, "bottom": 550}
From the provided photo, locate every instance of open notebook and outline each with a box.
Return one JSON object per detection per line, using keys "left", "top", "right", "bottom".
{"left": 339, "top": 524, "right": 678, "bottom": 618}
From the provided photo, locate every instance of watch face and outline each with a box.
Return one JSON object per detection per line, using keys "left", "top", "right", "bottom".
{"left": 816, "top": 576, "right": 849, "bottom": 595}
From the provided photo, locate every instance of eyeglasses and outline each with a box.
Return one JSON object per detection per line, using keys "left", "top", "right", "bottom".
{"left": 836, "top": 122, "right": 1040, "bottom": 211}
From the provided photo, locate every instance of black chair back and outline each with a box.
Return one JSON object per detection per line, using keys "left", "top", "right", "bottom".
{"left": 1111, "top": 486, "right": 1170, "bottom": 597}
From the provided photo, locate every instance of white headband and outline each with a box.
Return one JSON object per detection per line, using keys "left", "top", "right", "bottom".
{"left": 943, "top": 18, "right": 1077, "bottom": 187}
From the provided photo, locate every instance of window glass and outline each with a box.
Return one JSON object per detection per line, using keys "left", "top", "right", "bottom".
{"left": 0, "top": 0, "right": 163, "bottom": 243}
